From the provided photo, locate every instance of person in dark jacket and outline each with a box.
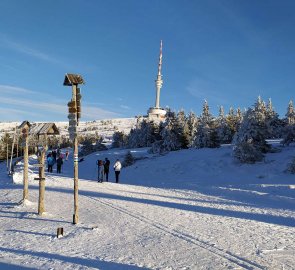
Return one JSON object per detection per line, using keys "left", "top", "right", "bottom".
{"left": 56, "top": 156, "right": 63, "bottom": 173}
{"left": 52, "top": 150, "right": 57, "bottom": 162}
{"left": 104, "top": 158, "right": 110, "bottom": 182}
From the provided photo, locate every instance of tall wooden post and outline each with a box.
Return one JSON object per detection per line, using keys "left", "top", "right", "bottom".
{"left": 73, "top": 84, "right": 79, "bottom": 224}
{"left": 64, "top": 73, "right": 84, "bottom": 224}
{"left": 38, "top": 137, "right": 47, "bottom": 215}
{"left": 16, "top": 139, "right": 19, "bottom": 158}
{"left": 9, "top": 127, "right": 17, "bottom": 175}
{"left": 6, "top": 143, "right": 9, "bottom": 171}
{"left": 23, "top": 135, "right": 29, "bottom": 200}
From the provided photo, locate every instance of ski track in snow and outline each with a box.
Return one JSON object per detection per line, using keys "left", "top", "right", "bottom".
{"left": 83, "top": 192, "right": 264, "bottom": 269}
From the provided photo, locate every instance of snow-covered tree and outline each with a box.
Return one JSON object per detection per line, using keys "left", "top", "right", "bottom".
{"left": 226, "top": 107, "right": 243, "bottom": 142}
{"left": 193, "top": 100, "right": 220, "bottom": 148}
{"left": 286, "top": 100, "right": 295, "bottom": 125}
{"left": 186, "top": 111, "right": 198, "bottom": 147}
{"left": 265, "top": 98, "right": 284, "bottom": 138}
{"left": 281, "top": 100, "right": 295, "bottom": 145}
{"left": 112, "top": 131, "right": 128, "bottom": 148}
{"left": 127, "top": 119, "right": 160, "bottom": 148}
{"left": 79, "top": 137, "right": 107, "bottom": 157}
{"left": 216, "top": 106, "right": 232, "bottom": 144}
{"left": 233, "top": 97, "right": 270, "bottom": 163}
{"left": 0, "top": 133, "right": 13, "bottom": 160}
{"left": 122, "top": 151, "right": 135, "bottom": 167}
{"left": 160, "top": 110, "right": 182, "bottom": 151}
{"left": 281, "top": 125, "right": 295, "bottom": 146}
{"left": 176, "top": 110, "right": 190, "bottom": 149}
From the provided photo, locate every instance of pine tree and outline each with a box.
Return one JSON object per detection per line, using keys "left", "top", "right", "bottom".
{"left": 226, "top": 107, "right": 242, "bottom": 142}
{"left": 186, "top": 111, "right": 198, "bottom": 147}
{"left": 122, "top": 151, "right": 135, "bottom": 167}
{"left": 281, "top": 100, "right": 295, "bottom": 145}
{"left": 0, "top": 133, "right": 13, "bottom": 160}
{"left": 286, "top": 100, "right": 295, "bottom": 125}
{"left": 216, "top": 106, "right": 232, "bottom": 144}
{"left": 193, "top": 100, "right": 220, "bottom": 148}
{"left": 160, "top": 110, "right": 182, "bottom": 151}
{"left": 265, "top": 98, "right": 283, "bottom": 138}
{"left": 176, "top": 110, "right": 190, "bottom": 149}
{"left": 233, "top": 97, "right": 270, "bottom": 163}
{"left": 127, "top": 119, "right": 160, "bottom": 148}
{"left": 112, "top": 131, "right": 127, "bottom": 148}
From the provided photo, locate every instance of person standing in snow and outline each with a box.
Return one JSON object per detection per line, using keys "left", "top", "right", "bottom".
{"left": 104, "top": 157, "right": 110, "bottom": 182}
{"left": 47, "top": 154, "right": 54, "bottom": 173}
{"left": 113, "top": 159, "right": 122, "bottom": 183}
{"left": 52, "top": 150, "right": 57, "bottom": 162}
{"left": 96, "top": 159, "right": 104, "bottom": 182}
{"left": 56, "top": 155, "right": 63, "bottom": 173}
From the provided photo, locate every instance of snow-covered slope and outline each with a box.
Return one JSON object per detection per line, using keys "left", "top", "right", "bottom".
{"left": 0, "top": 144, "right": 294, "bottom": 269}
{"left": 0, "top": 118, "right": 137, "bottom": 139}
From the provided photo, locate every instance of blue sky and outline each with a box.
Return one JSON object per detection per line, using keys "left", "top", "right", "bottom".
{"left": 0, "top": 0, "right": 294, "bottom": 122}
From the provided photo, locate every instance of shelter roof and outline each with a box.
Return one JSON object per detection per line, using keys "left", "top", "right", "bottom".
{"left": 29, "top": 123, "right": 59, "bottom": 136}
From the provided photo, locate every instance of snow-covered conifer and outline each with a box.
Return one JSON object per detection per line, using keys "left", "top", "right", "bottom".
{"left": 265, "top": 98, "right": 283, "bottom": 138}
{"left": 160, "top": 110, "right": 182, "bottom": 151}
{"left": 176, "top": 110, "right": 190, "bottom": 149}
{"left": 127, "top": 119, "right": 160, "bottom": 148}
{"left": 186, "top": 111, "right": 198, "bottom": 147}
{"left": 122, "top": 151, "right": 135, "bottom": 167}
{"left": 233, "top": 97, "right": 270, "bottom": 163}
{"left": 285, "top": 100, "right": 295, "bottom": 125}
{"left": 216, "top": 106, "right": 232, "bottom": 144}
{"left": 194, "top": 100, "right": 220, "bottom": 148}
{"left": 112, "top": 131, "right": 128, "bottom": 148}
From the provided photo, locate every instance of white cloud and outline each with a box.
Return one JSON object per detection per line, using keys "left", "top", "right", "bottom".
{"left": 0, "top": 84, "right": 120, "bottom": 121}
{"left": 0, "top": 85, "right": 35, "bottom": 94}
{"left": 83, "top": 106, "right": 120, "bottom": 119}
{"left": 120, "top": 105, "right": 130, "bottom": 110}
{"left": 0, "top": 34, "right": 67, "bottom": 67}
{"left": 187, "top": 78, "right": 229, "bottom": 105}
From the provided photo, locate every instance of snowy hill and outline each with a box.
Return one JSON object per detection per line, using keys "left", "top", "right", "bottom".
{"left": 0, "top": 143, "right": 295, "bottom": 269}
{"left": 0, "top": 117, "right": 138, "bottom": 139}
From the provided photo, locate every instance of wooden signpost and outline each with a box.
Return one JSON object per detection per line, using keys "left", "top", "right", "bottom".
{"left": 63, "top": 73, "right": 84, "bottom": 224}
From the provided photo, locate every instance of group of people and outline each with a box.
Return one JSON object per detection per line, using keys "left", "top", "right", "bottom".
{"left": 47, "top": 149, "right": 69, "bottom": 173}
{"left": 97, "top": 158, "right": 122, "bottom": 183}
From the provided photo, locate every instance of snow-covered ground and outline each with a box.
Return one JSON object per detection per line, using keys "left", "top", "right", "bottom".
{"left": 0, "top": 143, "right": 294, "bottom": 269}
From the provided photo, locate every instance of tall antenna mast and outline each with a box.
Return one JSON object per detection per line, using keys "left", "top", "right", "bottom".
{"left": 155, "top": 40, "right": 163, "bottom": 108}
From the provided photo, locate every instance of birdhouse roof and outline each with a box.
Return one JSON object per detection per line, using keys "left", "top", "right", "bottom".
{"left": 63, "top": 73, "right": 84, "bottom": 86}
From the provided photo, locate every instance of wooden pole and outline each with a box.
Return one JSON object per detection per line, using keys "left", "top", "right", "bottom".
{"left": 6, "top": 143, "right": 9, "bottom": 171}
{"left": 73, "top": 84, "right": 79, "bottom": 224}
{"left": 38, "top": 136, "right": 47, "bottom": 215}
{"left": 9, "top": 127, "right": 17, "bottom": 175}
{"left": 23, "top": 135, "right": 29, "bottom": 201}
{"left": 16, "top": 139, "right": 19, "bottom": 158}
